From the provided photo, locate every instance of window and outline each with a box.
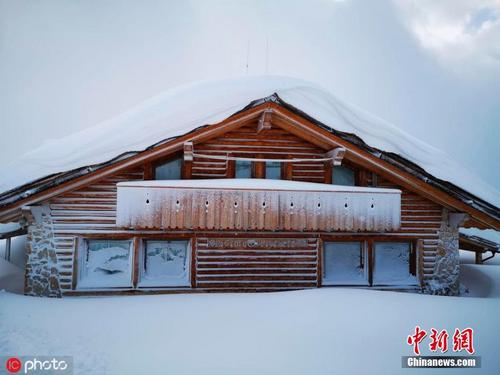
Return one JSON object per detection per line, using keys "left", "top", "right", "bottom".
{"left": 373, "top": 242, "right": 417, "bottom": 286}
{"left": 78, "top": 240, "right": 133, "bottom": 289}
{"left": 265, "top": 161, "right": 281, "bottom": 179}
{"left": 155, "top": 157, "right": 182, "bottom": 180}
{"left": 235, "top": 160, "right": 252, "bottom": 178}
{"left": 139, "top": 240, "right": 191, "bottom": 287}
{"left": 332, "top": 165, "right": 355, "bottom": 186}
{"left": 323, "top": 242, "right": 368, "bottom": 285}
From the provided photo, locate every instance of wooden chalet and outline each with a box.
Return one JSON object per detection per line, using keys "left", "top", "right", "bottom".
{"left": 0, "top": 79, "right": 498, "bottom": 297}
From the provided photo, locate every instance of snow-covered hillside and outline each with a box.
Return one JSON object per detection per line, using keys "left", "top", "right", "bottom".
{"left": 1, "top": 255, "right": 499, "bottom": 375}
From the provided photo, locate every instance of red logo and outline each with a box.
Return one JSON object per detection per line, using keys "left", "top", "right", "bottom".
{"left": 5, "top": 357, "right": 22, "bottom": 373}
{"left": 406, "top": 327, "right": 476, "bottom": 355}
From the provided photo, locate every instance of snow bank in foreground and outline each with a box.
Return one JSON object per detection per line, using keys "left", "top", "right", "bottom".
{"left": 0, "top": 76, "right": 498, "bottom": 207}
{"left": 0, "top": 258, "right": 24, "bottom": 294}
{"left": 1, "top": 262, "right": 500, "bottom": 375}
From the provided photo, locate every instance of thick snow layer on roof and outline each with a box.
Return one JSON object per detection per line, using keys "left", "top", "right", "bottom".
{"left": 0, "top": 222, "right": 21, "bottom": 236}
{"left": 117, "top": 178, "right": 401, "bottom": 194}
{"left": 0, "top": 76, "right": 498, "bottom": 207}
{"left": 460, "top": 227, "right": 500, "bottom": 245}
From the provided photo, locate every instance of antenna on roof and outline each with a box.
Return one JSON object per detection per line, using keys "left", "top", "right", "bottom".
{"left": 265, "top": 36, "right": 269, "bottom": 74}
{"left": 246, "top": 40, "right": 250, "bottom": 75}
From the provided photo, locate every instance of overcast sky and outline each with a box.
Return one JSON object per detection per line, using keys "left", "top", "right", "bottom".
{"left": 0, "top": 0, "right": 499, "bottom": 189}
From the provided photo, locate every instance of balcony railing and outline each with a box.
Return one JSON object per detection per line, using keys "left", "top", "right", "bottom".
{"left": 116, "top": 179, "right": 401, "bottom": 232}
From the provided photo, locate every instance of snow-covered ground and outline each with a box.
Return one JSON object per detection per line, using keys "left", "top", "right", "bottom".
{"left": 0, "top": 252, "right": 499, "bottom": 375}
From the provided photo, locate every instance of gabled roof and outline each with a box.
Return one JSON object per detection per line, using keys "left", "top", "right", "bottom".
{"left": 0, "top": 76, "right": 499, "bottom": 228}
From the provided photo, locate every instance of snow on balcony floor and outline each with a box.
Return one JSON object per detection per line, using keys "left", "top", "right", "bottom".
{"left": 117, "top": 178, "right": 401, "bottom": 194}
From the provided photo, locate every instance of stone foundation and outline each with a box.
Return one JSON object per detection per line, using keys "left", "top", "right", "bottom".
{"left": 424, "top": 209, "right": 460, "bottom": 296}
{"left": 24, "top": 205, "right": 62, "bottom": 297}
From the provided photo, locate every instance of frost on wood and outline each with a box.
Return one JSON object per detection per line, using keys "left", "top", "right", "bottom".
{"left": 139, "top": 240, "right": 190, "bottom": 287}
{"left": 116, "top": 179, "right": 401, "bottom": 232}
{"left": 78, "top": 240, "right": 132, "bottom": 289}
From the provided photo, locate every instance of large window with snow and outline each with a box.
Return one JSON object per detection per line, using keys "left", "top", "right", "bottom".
{"left": 235, "top": 160, "right": 252, "bottom": 178}
{"left": 265, "top": 161, "right": 281, "bottom": 179}
{"left": 78, "top": 240, "right": 133, "bottom": 289}
{"left": 332, "top": 165, "right": 355, "bottom": 186}
{"left": 138, "top": 240, "right": 191, "bottom": 287}
{"left": 323, "top": 242, "right": 369, "bottom": 285}
{"left": 155, "top": 157, "right": 182, "bottom": 180}
{"left": 373, "top": 242, "right": 417, "bottom": 286}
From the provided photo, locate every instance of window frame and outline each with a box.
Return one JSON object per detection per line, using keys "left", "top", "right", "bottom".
{"left": 152, "top": 153, "right": 184, "bottom": 180}
{"left": 320, "top": 237, "right": 420, "bottom": 288}
{"left": 76, "top": 238, "right": 134, "bottom": 290}
{"left": 234, "top": 159, "right": 253, "bottom": 179}
{"left": 372, "top": 241, "right": 419, "bottom": 287}
{"left": 322, "top": 240, "right": 369, "bottom": 286}
{"left": 137, "top": 239, "right": 192, "bottom": 288}
{"left": 75, "top": 236, "right": 193, "bottom": 290}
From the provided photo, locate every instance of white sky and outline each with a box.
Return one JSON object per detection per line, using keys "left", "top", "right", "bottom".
{"left": 0, "top": 0, "right": 499, "bottom": 189}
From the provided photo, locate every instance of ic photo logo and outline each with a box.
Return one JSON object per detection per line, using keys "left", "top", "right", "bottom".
{"left": 2, "top": 356, "right": 73, "bottom": 374}
{"left": 5, "top": 358, "right": 21, "bottom": 373}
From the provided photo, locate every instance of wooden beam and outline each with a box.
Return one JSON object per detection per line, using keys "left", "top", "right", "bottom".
{"left": 270, "top": 103, "right": 500, "bottom": 230}
{"left": 257, "top": 109, "right": 273, "bottom": 133}
{"left": 183, "top": 141, "right": 194, "bottom": 161}
{"left": 143, "top": 162, "right": 154, "bottom": 180}
{"left": 0, "top": 103, "right": 269, "bottom": 221}
{"left": 324, "top": 162, "right": 332, "bottom": 184}
{"left": 0, "top": 227, "right": 27, "bottom": 240}
{"left": 132, "top": 237, "right": 141, "bottom": 288}
{"left": 253, "top": 160, "right": 266, "bottom": 178}
{"left": 283, "top": 156, "right": 293, "bottom": 180}
{"left": 4, "top": 237, "right": 11, "bottom": 261}
{"left": 325, "top": 147, "right": 346, "bottom": 166}
{"left": 226, "top": 159, "right": 236, "bottom": 178}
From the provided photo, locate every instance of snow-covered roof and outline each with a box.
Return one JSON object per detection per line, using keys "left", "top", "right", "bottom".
{"left": 0, "top": 222, "right": 21, "bottom": 236}
{"left": 0, "top": 76, "right": 498, "bottom": 210}
{"left": 460, "top": 228, "right": 500, "bottom": 246}
{"left": 117, "top": 178, "right": 401, "bottom": 194}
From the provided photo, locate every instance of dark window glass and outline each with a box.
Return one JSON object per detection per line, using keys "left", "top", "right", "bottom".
{"left": 332, "top": 165, "right": 355, "bottom": 186}
{"left": 155, "top": 157, "right": 182, "bottom": 180}
{"left": 235, "top": 160, "right": 252, "bottom": 178}
{"left": 265, "top": 161, "right": 281, "bottom": 179}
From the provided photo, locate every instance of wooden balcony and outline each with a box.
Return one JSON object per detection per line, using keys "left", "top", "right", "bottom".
{"left": 116, "top": 179, "right": 401, "bottom": 232}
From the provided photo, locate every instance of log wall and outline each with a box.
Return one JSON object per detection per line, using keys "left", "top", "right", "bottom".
{"left": 40, "top": 123, "right": 445, "bottom": 293}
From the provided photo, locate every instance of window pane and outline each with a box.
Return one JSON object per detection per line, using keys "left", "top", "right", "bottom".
{"left": 332, "top": 166, "right": 355, "bottom": 186}
{"left": 266, "top": 161, "right": 281, "bottom": 179}
{"left": 373, "top": 242, "right": 417, "bottom": 286}
{"left": 235, "top": 160, "right": 252, "bottom": 178}
{"left": 79, "top": 240, "right": 132, "bottom": 288}
{"left": 323, "top": 242, "right": 368, "bottom": 285}
{"left": 139, "top": 240, "right": 190, "bottom": 287}
{"left": 155, "top": 157, "right": 182, "bottom": 180}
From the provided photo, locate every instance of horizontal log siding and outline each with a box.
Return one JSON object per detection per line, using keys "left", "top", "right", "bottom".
{"left": 375, "top": 176, "right": 442, "bottom": 280}
{"left": 48, "top": 169, "right": 144, "bottom": 291}
{"left": 44, "top": 124, "right": 445, "bottom": 293}
{"left": 191, "top": 124, "right": 326, "bottom": 181}
{"left": 195, "top": 237, "right": 319, "bottom": 290}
